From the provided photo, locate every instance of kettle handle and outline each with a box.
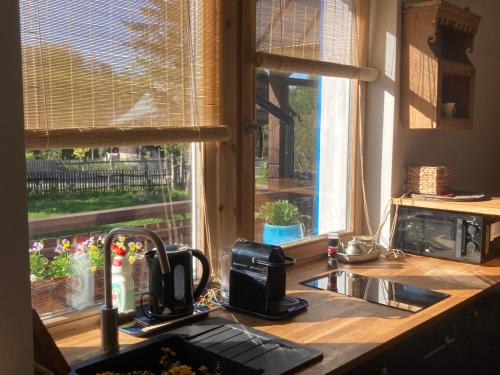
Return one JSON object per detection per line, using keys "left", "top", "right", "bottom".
{"left": 191, "top": 249, "right": 210, "bottom": 301}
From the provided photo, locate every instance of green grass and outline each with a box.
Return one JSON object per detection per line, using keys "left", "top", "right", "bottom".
{"left": 255, "top": 164, "right": 268, "bottom": 185}
{"left": 28, "top": 189, "right": 192, "bottom": 241}
{"left": 28, "top": 190, "right": 189, "bottom": 219}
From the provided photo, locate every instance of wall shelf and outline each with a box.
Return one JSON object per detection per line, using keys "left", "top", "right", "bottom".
{"left": 401, "top": 0, "right": 481, "bottom": 130}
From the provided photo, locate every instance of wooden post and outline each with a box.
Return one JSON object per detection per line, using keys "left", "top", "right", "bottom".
{"left": 267, "top": 74, "right": 282, "bottom": 179}
{"left": 238, "top": 0, "right": 257, "bottom": 240}
{"left": 267, "top": 72, "right": 293, "bottom": 179}
{"left": 0, "top": 1, "right": 34, "bottom": 373}
{"left": 198, "top": 0, "right": 241, "bottom": 273}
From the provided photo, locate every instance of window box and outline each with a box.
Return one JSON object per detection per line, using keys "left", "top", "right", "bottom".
{"left": 31, "top": 276, "right": 71, "bottom": 317}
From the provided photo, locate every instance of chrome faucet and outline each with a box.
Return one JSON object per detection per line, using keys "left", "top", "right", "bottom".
{"left": 100, "top": 227, "right": 171, "bottom": 353}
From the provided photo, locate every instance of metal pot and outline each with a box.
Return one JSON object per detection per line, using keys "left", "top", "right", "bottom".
{"left": 344, "top": 239, "right": 364, "bottom": 255}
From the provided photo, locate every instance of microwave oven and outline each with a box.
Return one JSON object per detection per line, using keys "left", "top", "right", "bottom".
{"left": 394, "top": 206, "right": 500, "bottom": 264}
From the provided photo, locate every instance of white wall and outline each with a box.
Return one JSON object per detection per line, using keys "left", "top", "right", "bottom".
{"left": 0, "top": 2, "right": 34, "bottom": 374}
{"left": 364, "top": 0, "right": 400, "bottom": 244}
{"left": 365, "top": 0, "right": 500, "bottom": 238}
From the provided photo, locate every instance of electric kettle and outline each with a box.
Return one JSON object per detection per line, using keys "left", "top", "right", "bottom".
{"left": 142, "top": 244, "right": 210, "bottom": 320}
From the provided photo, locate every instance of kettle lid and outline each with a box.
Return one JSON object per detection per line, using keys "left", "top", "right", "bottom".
{"left": 146, "top": 243, "right": 189, "bottom": 258}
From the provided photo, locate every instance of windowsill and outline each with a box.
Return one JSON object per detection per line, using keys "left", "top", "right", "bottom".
{"left": 45, "top": 233, "right": 354, "bottom": 335}
{"left": 282, "top": 230, "right": 355, "bottom": 264}
{"left": 45, "top": 306, "right": 101, "bottom": 338}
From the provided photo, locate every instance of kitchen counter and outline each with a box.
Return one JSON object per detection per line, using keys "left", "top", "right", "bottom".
{"left": 53, "top": 254, "right": 500, "bottom": 374}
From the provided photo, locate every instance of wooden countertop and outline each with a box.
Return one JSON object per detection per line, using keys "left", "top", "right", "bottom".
{"left": 53, "top": 255, "right": 500, "bottom": 374}
{"left": 392, "top": 196, "right": 500, "bottom": 217}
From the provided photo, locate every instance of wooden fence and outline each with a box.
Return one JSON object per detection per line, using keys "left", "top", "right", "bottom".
{"left": 27, "top": 169, "right": 188, "bottom": 194}
{"left": 27, "top": 159, "right": 186, "bottom": 172}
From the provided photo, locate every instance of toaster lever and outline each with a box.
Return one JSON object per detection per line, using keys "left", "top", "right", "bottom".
{"left": 252, "top": 256, "right": 296, "bottom": 267}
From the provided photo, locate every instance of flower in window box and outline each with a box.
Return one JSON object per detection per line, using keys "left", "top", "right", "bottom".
{"left": 29, "top": 241, "right": 48, "bottom": 281}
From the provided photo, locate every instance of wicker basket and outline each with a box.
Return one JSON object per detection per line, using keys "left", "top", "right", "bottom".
{"left": 406, "top": 166, "right": 451, "bottom": 195}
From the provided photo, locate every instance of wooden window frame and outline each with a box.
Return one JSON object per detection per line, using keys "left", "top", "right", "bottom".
{"left": 234, "top": 0, "right": 370, "bottom": 262}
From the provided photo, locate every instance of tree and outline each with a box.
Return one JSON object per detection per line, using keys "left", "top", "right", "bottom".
{"left": 72, "top": 148, "right": 91, "bottom": 161}
{"left": 126, "top": 1, "right": 196, "bottom": 188}
{"left": 22, "top": 42, "right": 143, "bottom": 132}
{"left": 25, "top": 149, "right": 63, "bottom": 160}
{"left": 126, "top": 0, "right": 196, "bottom": 127}
{"left": 289, "top": 85, "right": 318, "bottom": 174}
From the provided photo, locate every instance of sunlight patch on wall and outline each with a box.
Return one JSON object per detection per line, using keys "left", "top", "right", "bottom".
{"left": 379, "top": 90, "right": 395, "bottom": 246}
{"left": 385, "top": 31, "right": 397, "bottom": 81}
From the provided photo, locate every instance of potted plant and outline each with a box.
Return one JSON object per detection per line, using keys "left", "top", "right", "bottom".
{"left": 257, "top": 200, "right": 305, "bottom": 245}
{"left": 30, "top": 239, "right": 73, "bottom": 316}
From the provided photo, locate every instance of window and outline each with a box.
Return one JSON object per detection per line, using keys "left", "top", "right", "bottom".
{"left": 19, "top": 0, "right": 225, "bottom": 319}
{"left": 241, "top": 0, "right": 373, "bottom": 246}
{"left": 27, "top": 145, "right": 196, "bottom": 318}
{"left": 254, "top": 70, "right": 354, "bottom": 245}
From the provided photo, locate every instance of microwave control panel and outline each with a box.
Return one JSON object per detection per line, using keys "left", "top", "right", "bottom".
{"left": 459, "top": 216, "right": 484, "bottom": 261}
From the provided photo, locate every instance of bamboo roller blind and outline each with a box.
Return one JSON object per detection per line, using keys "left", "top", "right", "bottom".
{"left": 255, "top": 0, "right": 377, "bottom": 81}
{"left": 19, "top": 0, "right": 228, "bottom": 149}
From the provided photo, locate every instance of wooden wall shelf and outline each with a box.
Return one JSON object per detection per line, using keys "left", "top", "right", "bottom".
{"left": 392, "top": 197, "right": 500, "bottom": 217}
{"left": 401, "top": 0, "right": 481, "bottom": 130}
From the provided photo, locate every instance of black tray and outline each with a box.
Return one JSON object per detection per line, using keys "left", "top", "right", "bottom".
{"left": 221, "top": 296, "right": 309, "bottom": 320}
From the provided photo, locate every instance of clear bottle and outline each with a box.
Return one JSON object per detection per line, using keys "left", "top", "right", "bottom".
{"left": 111, "top": 248, "right": 135, "bottom": 314}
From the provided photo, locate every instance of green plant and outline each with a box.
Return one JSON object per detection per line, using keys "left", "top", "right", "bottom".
{"left": 29, "top": 241, "right": 49, "bottom": 280}
{"left": 111, "top": 235, "right": 145, "bottom": 265}
{"left": 28, "top": 189, "right": 189, "bottom": 219}
{"left": 257, "top": 200, "right": 301, "bottom": 226}
{"left": 47, "top": 238, "right": 73, "bottom": 278}
{"left": 72, "top": 148, "right": 91, "bottom": 161}
{"left": 84, "top": 236, "right": 105, "bottom": 271}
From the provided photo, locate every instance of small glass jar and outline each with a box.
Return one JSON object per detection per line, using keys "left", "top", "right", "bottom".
{"left": 327, "top": 234, "right": 339, "bottom": 269}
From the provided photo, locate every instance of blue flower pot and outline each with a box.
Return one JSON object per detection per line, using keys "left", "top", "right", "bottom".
{"left": 263, "top": 223, "right": 304, "bottom": 246}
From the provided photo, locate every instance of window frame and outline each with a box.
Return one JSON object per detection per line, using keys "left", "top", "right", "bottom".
{"left": 236, "top": 0, "right": 369, "bottom": 259}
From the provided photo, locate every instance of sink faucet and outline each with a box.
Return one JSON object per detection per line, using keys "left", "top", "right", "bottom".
{"left": 100, "top": 227, "right": 170, "bottom": 353}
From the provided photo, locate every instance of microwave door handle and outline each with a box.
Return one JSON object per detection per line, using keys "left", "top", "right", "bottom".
{"left": 456, "top": 219, "right": 466, "bottom": 257}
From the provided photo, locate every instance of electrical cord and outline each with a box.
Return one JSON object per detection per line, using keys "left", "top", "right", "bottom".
{"left": 198, "top": 276, "right": 222, "bottom": 306}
